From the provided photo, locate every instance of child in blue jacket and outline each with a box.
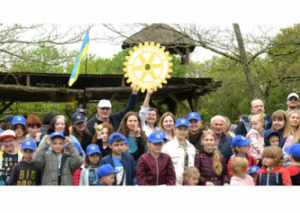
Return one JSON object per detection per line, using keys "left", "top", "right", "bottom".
{"left": 99, "top": 133, "right": 137, "bottom": 185}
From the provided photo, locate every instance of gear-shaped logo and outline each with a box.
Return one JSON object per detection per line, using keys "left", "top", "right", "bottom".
{"left": 123, "top": 42, "right": 173, "bottom": 93}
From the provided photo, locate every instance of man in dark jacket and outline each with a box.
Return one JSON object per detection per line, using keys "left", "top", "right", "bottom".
{"left": 236, "top": 99, "right": 272, "bottom": 136}
{"left": 87, "top": 85, "right": 138, "bottom": 136}
{"left": 211, "top": 115, "right": 233, "bottom": 163}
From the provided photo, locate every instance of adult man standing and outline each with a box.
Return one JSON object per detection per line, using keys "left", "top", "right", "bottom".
{"left": 286, "top": 93, "right": 300, "bottom": 113}
{"left": 87, "top": 85, "right": 139, "bottom": 136}
{"left": 236, "top": 98, "right": 272, "bottom": 136}
{"left": 210, "top": 115, "right": 233, "bottom": 163}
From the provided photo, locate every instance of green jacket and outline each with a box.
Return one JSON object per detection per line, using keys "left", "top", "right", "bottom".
{"left": 32, "top": 141, "right": 82, "bottom": 185}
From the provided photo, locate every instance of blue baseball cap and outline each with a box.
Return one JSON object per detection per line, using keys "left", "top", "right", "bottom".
{"left": 0, "top": 129, "right": 3, "bottom": 134}
{"left": 156, "top": 130, "right": 167, "bottom": 140}
{"left": 50, "top": 131, "right": 65, "bottom": 140}
{"left": 284, "top": 144, "right": 300, "bottom": 158}
{"left": 232, "top": 135, "right": 252, "bottom": 148}
{"left": 109, "top": 132, "right": 127, "bottom": 144}
{"left": 175, "top": 118, "right": 189, "bottom": 128}
{"left": 3, "top": 115, "right": 14, "bottom": 122}
{"left": 12, "top": 115, "right": 26, "bottom": 126}
{"left": 97, "top": 164, "right": 120, "bottom": 178}
{"left": 75, "top": 108, "right": 87, "bottom": 115}
{"left": 71, "top": 112, "right": 85, "bottom": 125}
{"left": 21, "top": 139, "right": 36, "bottom": 151}
{"left": 86, "top": 144, "right": 101, "bottom": 156}
{"left": 248, "top": 166, "right": 260, "bottom": 175}
{"left": 187, "top": 112, "right": 201, "bottom": 121}
{"left": 148, "top": 131, "right": 166, "bottom": 143}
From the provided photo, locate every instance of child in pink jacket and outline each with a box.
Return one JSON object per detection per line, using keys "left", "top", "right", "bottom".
{"left": 230, "top": 157, "right": 254, "bottom": 186}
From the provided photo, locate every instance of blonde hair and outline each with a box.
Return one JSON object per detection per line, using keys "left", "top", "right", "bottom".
{"left": 250, "top": 114, "right": 264, "bottom": 125}
{"left": 287, "top": 110, "right": 300, "bottom": 143}
{"left": 262, "top": 146, "right": 284, "bottom": 167}
{"left": 182, "top": 166, "right": 200, "bottom": 185}
{"left": 158, "top": 112, "right": 175, "bottom": 139}
{"left": 271, "top": 110, "right": 292, "bottom": 138}
{"left": 201, "top": 130, "right": 223, "bottom": 175}
{"left": 230, "top": 157, "right": 248, "bottom": 175}
{"left": 223, "top": 116, "right": 231, "bottom": 135}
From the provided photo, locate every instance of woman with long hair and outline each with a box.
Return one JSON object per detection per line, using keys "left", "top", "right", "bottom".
{"left": 194, "top": 130, "right": 229, "bottom": 186}
{"left": 71, "top": 112, "right": 93, "bottom": 153}
{"left": 118, "top": 111, "right": 146, "bottom": 161}
{"left": 158, "top": 112, "right": 176, "bottom": 141}
{"left": 287, "top": 110, "right": 300, "bottom": 143}
{"left": 26, "top": 114, "right": 42, "bottom": 147}
{"left": 92, "top": 122, "right": 114, "bottom": 157}
{"left": 271, "top": 110, "right": 295, "bottom": 150}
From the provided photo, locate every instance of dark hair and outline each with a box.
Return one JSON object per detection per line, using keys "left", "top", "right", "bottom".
{"left": 145, "top": 108, "right": 159, "bottom": 127}
{"left": 235, "top": 114, "right": 248, "bottom": 125}
{"left": 47, "top": 115, "right": 70, "bottom": 136}
{"left": 0, "top": 122, "right": 12, "bottom": 131}
{"left": 11, "top": 123, "right": 27, "bottom": 137}
{"left": 42, "top": 113, "right": 56, "bottom": 125}
{"left": 72, "top": 123, "right": 89, "bottom": 143}
{"left": 292, "top": 155, "right": 300, "bottom": 163}
{"left": 84, "top": 153, "right": 102, "bottom": 168}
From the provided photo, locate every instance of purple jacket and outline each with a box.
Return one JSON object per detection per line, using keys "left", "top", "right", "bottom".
{"left": 194, "top": 148, "right": 229, "bottom": 186}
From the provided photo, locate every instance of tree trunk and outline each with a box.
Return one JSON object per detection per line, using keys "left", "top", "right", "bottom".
{"left": 233, "top": 23, "right": 262, "bottom": 100}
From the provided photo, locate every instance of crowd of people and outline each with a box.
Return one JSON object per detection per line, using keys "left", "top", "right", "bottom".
{"left": 1, "top": 86, "right": 300, "bottom": 186}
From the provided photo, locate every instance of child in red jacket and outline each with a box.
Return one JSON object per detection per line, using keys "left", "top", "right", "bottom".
{"left": 284, "top": 144, "right": 300, "bottom": 185}
{"left": 66, "top": 142, "right": 84, "bottom": 186}
{"left": 228, "top": 135, "right": 257, "bottom": 179}
{"left": 136, "top": 131, "right": 176, "bottom": 186}
{"left": 255, "top": 146, "right": 291, "bottom": 186}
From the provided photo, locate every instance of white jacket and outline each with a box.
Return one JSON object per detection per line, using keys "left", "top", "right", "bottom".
{"left": 161, "top": 137, "right": 195, "bottom": 185}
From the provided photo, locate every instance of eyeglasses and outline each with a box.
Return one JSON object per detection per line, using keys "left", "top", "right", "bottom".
{"left": 289, "top": 98, "right": 298, "bottom": 102}
{"left": 99, "top": 108, "right": 111, "bottom": 111}
{"left": 2, "top": 139, "right": 16, "bottom": 143}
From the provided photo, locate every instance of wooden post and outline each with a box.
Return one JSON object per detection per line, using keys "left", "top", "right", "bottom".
{"left": 193, "top": 93, "right": 199, "bottom": 112}
{"left": 122, "top": 77, "right": 125, "bottom": 87}
{"left": 187, "top": 98, "right": 193, "bottom": 111}
{"left": 185, "top": 47, "right": 190, "bottom": 65}
{"left": 167, "top": 93, "right": 190, "bottom": 114}
{"left": 26, "top": 75, "right": 30, "bottom": 86}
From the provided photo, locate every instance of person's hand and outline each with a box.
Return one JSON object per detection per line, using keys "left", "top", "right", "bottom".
{"left": 132, "top": 84, "right": 139, "bottom": 95}
{"left": 223, "top": 183, "right": 229, "bottom": 186}
{"left": 65, "top": 137, "right": 71, "bottom": 145}
{"left": 95, "top": 123, "right": 103, "bottom": 139}
{"left": 134, "top": 124, "right": 141, "bottom": 137}
{"left": 205, "top": 182, "right": 214, "bottom": 186}
{"left": 147, "top": 88, "right": 154, "bottom": 96}
{"left": 45, "top": 135, "right": 51, "bottom": 145}
{"left": 35, "top": 132, "right": 41, "bottom": 142}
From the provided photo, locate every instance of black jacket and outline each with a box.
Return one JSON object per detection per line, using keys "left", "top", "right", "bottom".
{"left": 8, "top": 161, "right": 42, "bottom": 185}
{"left": 79, "top": 133, "right": 93, "bottom": 153}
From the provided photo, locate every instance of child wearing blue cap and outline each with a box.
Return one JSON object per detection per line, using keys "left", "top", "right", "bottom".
{"left": 227, "top": 135, "right": 257, "bottom": 179}
{"left": 97, "top": 164, "right": 120, "bottom": 186}
{"left": 100, "top": 132, "right": 137, "bottom": 185}
{"left": 162, "top": 118, "right": 196, "bottom": 185}
{"left": 248, "top": 166, "right": 260, "bottom": 182}
{"left": 8, "top": 139, "right": 41, "bottom": 185}
{"left": 32, "top": 131, "right": 82, "bottom": 185}
{"left": 284, "top": 144, "right": 300, "bottom": 185}
{"left": 79, "top": 144, "right": 102, "bottom": 186}
{"left": 136, "top": 130, "right": 176, "bottom": 185}
{"left": 11, "top": 115, "right": 27, "bottom": 151}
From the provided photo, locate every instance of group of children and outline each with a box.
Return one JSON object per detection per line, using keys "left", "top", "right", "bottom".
{"left": 1, "top": 109, "right": 300, "bottom": 186}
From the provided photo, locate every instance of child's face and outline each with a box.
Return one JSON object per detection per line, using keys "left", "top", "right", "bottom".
{"left": 268, "top": 135, "right": 279, "bottom": 146}
{"left": 251, "top": 118, "right": 263, "bottom": 131}
{"left": 50, "top": 137, "right": 64, "bottom": 155}
{"left": 189, "top": 120, "right": 201, "bottom": 132}
{"left": 148, "top": 142, "right": 164, "bottom": 155}
{"left": 202, "top": 134, "right": 216, "bottom": 151}
{"left": 186, "top": 174, "right": 200, "bottom": 186}
{"left": 175, "top": 126, "right": 189, "bottom": 140}
{"left": 2, "top": 137, "right": 16, "bottom": 152}
{"left": 250, "top": 173, "right": 257, "bottom": 180}
{"left": 122, "top": 144, "right": 129, "bottom": 153}
{"left": 236, "top": 145, "right": 250, "bottom": 154}
{"left": 14, "top": 124, "right": 24, "bottom": 138}
{"left": 109, "top": 141, "right": 125, "bottom": 155}
{"left": 101, "top": 128, "right": 109, "bottom": 143}
{"left": 21, "top": 149, "right": 35, "bottom": 161}
{"left": 88, "top": 153, "right": 100, "bottom": 166}
{"left": 272, "top": 118, "right": 285, "bottom": 131}
{"left": 101, "top": 173, "right": 116, "bottom": 185}
{"left": 263, "top": 157, "right": 274, "bottom": 167}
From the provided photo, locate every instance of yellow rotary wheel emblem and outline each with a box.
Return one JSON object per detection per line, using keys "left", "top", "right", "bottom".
{"left": 123, "top": 42, "right": 173, "bottom": 93}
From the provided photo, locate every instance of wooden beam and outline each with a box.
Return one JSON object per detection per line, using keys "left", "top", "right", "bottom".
{"left": 185, "top": 47, "right": 190, "bottom": 65}
{"left": 26, "top": 75, "right": 30, "bottom": 86}
{"left": 193, "top": 93, "right": 199, "bottom": 112}
{"left": 187, "top": 98, "right": 194, "bottom": 111}
{"left": 0, "top": 100, "right": 15, "bottom": 114}
{"left": 167, "top": 93, "right": 190, "bottom": 114}
{"left": 110, "top": 93, "right": 118, "bottom": 102}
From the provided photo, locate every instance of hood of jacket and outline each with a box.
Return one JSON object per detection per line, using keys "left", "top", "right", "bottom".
{"left": 264, "top": 129, "right": 281, "bottom": 147}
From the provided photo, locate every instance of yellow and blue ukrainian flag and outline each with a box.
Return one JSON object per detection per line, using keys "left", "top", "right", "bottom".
{"left": 68, "top": 28, "right": 89, "bottom": 87}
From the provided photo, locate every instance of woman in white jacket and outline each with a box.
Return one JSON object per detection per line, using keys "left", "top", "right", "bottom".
{"left": 161, "top": 118, "right": 196, "bottom": 185}
{"left": 139, "top": 89, "right": 158, "bottom": 137}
